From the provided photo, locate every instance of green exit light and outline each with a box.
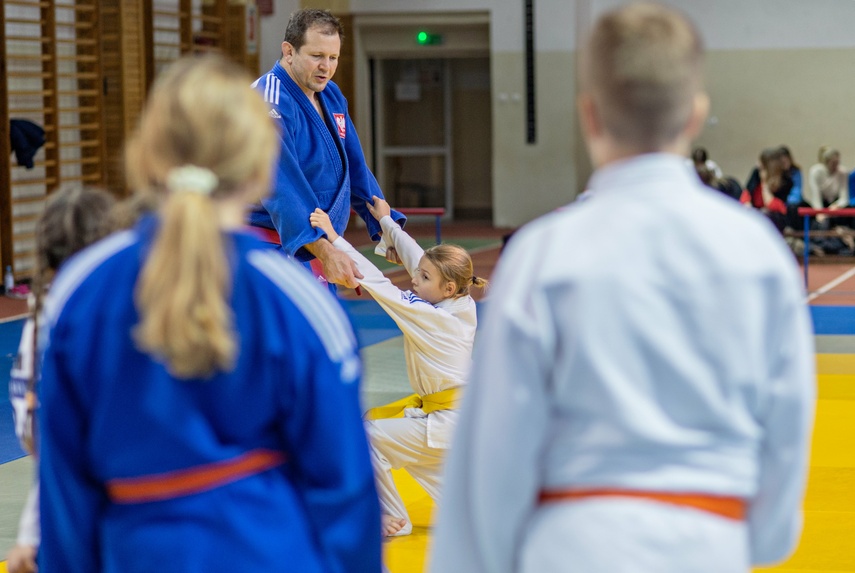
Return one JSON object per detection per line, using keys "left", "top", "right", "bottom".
{"left": 416, "top": 31, "right": 442, "bottom": 46}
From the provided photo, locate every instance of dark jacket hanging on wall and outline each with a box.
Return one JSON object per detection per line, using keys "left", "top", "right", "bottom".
{"left": 10, "top": 119, "right": 46, "bottom": 169}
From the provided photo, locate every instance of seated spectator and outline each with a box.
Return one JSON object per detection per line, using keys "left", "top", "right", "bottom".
{"left": 776, "top": 145, "right": 806, "bottom": 231}
{"left": 801, "top": 146, "right": 853, "bottom": 254}
{"left": 807, "top": 146, "right": 849, "bottom": 212}
{"left": 691, "top": 146, "right": 723, "bottom": 179}
{"left": 742, "top": 147, "right": 792, "bottom": 232}
{"left": 694, "top": 163, "right": 742, "bottom": 201}
{"left": 779, "top": 145, "right": 803, "bottom": 206}
{"left": 849, "top": 169, "right": 855, "bottom": 206}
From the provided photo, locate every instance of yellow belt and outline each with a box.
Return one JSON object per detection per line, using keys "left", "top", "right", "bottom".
{"left": 364, "top": 387, "right": 460, "bottom": 420}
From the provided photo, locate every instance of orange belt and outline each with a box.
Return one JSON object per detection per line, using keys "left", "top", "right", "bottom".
{"left": 106, "top": 449, "right": 287, "bottom": 504}
{"left": 539, "top": 488, "right": 746, "bottom": 521}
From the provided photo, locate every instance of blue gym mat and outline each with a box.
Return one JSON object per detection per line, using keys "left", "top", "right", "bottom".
{"left": 0, "top": 319, "right": 25, "bottom": 464}
{"left": 342, "top": 298, "right": 402, "bottom": 347}
{"left": 809, "top": 306, "right": 855, "bottom": 335}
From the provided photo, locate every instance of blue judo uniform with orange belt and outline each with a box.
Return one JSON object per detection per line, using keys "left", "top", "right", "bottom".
{"left": 249, "top": 62, "right": 405, "bottom": 261}
{"left": 38, "top": 218, "right": 382, "bottom": 573}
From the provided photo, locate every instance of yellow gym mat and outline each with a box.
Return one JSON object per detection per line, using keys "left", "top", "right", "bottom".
{"left": 386, "top": 357, "right": 855, "bottom": 573}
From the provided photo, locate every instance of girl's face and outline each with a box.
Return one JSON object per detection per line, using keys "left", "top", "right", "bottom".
{"left": 412, "top": 256, "right": 454, "bottom": 304}
{"left": 780, "top": 155, "right": 792, "bottom": 171}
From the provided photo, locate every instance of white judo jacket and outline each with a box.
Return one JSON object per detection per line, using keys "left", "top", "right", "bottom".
{"left": 431, "top": 154, "right": 815, "bottom": 572}
{"left": 332, "top": 216, "right": 477, "bottom": 448}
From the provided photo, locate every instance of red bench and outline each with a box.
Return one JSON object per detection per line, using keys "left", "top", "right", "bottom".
{"left": 353, "top": 207, "right": 446, "bottom": 245}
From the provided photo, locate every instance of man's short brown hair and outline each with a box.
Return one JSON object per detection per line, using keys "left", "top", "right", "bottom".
{"left": 581, "top": 3, "right": 704, "bottom": 150}
{"left": 283, "top": 9, "right": 343, "bottom": 51}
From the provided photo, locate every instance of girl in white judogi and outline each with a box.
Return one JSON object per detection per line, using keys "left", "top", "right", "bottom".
{"left": 311, "top": 197, "right": 487, "bottom": 536}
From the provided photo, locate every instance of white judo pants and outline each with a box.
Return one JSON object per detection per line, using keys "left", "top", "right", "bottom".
{"left": 520, "top": 497, "right": 749, "bottom": 573}
{"left": 365, "top": 417, "right": 446, "bottom": 533}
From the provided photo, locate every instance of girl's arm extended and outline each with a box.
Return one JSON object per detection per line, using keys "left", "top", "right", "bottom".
{"left": 366, "top": 196, "right": 424, "bottom": 276}
{"left": 336, "top": 241, "right": 455, "bottom": 347}
{"left": 377, "top": 216, "right": 424, "bottom": 277}
{"left": 312, "top": 207, "right": 450, "bottom": 341}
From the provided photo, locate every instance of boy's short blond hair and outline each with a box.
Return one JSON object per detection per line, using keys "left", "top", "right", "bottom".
{"left": 581, "top": 3, "right": 704, "bottom": 150}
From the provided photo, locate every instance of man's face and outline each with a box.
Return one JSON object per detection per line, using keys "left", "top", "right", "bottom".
{"left": 282, "top": 26, "right": 340, "bottom": 97}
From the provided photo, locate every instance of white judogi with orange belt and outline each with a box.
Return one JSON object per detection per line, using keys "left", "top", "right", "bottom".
{"left": 332, "top": 215, "right": 477, "bottom": 534}
{"left": 431, "top": 154, "right": 815, "bottom": 572}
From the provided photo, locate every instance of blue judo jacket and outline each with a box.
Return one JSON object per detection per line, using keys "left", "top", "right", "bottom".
{"left": 38, "top": 220, "right": 382, "bottom": 573}
{"left": 250, "top": 62, "right": 406, "bottom": 261}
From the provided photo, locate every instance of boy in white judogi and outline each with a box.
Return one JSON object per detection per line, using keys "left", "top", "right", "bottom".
{"left": 431, "top": 4, "right": 815, "bottom": 573}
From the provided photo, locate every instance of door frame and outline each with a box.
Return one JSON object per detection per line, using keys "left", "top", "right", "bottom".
{"left": 372, "top": 58, "right": 453, "bottom": 215}
{"left": 352, "top": 12, "right": 489, "bottom": 221}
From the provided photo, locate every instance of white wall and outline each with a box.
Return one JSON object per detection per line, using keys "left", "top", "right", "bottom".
{"left": 259, "top": 1, "right": 301, "bottom": 74}
{"left": 617, "top": 0, "right": 855, "bottom": 50}
{"left": 353, "top": 0, "right": 579, "bottom": 226}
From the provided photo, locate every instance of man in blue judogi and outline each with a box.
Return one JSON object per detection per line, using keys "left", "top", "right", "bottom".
{"left": 250, "top": 9, "right": 406, "bottom": 288}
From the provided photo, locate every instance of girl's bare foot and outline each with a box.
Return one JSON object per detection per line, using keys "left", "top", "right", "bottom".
{"left": 382, "top": 514, "right": 409, "bottom": 537}
{"left": 6, "top": 543, "right": 38, "bottom": 573}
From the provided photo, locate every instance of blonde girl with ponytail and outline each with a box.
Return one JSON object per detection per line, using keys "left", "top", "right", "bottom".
{"left": 38, "top": 54, "right": 382, "bottom": 573}
{"left": 125, "top": 57, "right": 280, "bottom": 378}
